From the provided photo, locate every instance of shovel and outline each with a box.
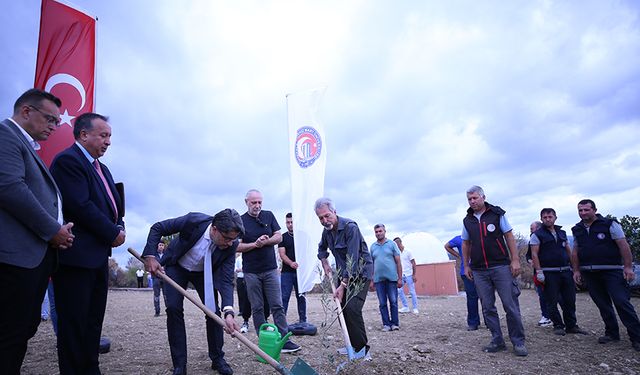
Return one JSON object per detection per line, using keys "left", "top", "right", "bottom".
{"left": 327, "top": 273, "right": 366, "bottom": 369}
{"left": 128, "top": 248, "right": 317, "bottom": 375}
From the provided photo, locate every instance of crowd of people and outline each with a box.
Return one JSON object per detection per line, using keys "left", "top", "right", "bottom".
{"left": 1, "top": 88, "right": 638, "bottom": 375}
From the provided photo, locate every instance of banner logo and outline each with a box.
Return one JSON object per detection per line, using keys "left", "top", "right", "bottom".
{"left": 295, "top": 126, "right": 322, "bottom": 168}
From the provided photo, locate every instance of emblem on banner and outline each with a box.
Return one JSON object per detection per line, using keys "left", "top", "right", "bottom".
{"left": 295, "top": 126, "right": 322, "bottom": 168}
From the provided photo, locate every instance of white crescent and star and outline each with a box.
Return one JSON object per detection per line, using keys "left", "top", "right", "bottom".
{"left": 44, "top": 73, "right": 87, "bottom": 128}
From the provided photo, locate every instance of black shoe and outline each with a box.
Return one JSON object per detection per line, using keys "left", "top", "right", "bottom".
{"left": 154, "top": 312, "right": 160, "bottom": 317}
{"left": 173, "top": 366, "right": 187, "bottom": 375}
{"left": 598, "top": 335, "right": 620, "bottom": 344}
{"left": 553, "top": 327, "right": 566, "bottom": 336}
{"left": 565, "top": 326, "right": 588, "bottom": 335}
{"left": 467, "top": 325, "right": 479, "bottom": 331}
{"left": 281, "top": 340, "right": 301, "bottom": 353}
{"left": 483, "top": 342, "right": 506, "bottom": 353}
{"left": 211, "top": 358, "right": 233, "bottom": 375}
{"left": 632, "top": 341, "right": 640, "bottom": 352}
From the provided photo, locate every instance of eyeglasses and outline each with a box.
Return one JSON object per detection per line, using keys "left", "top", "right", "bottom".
{"left": 220, "top": 232, "right": 239, "bottom": 242}
{"left": 28, "top": 105, "right": 61, "bottom": 127}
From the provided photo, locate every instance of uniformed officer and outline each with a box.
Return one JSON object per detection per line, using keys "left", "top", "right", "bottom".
{"left": 530, "top": 208, "right": 587, "bottom": 336}
{"left": 571, "top": 199, "right": 640, "bottom": 351}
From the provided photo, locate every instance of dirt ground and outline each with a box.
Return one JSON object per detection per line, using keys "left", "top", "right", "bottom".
{"left": 22, "top": 288, "right": 640, "bottom": 375}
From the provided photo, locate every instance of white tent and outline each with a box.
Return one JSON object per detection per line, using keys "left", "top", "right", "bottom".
{"left": 400, "top": 232, "right": 448, "bottom": 265}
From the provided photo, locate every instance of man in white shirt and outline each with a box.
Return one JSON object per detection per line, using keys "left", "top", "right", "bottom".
{"left": 394, "top": 237, "right": 419, "bottom": 314}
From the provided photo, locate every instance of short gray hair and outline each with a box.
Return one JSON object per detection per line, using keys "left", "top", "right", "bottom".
{"left": 466, "top": 185, "right": 485, "bottom": 197}
{"left": 245, "top": 189, "right": 261, "bottom": 199}
{"left": 374, "top": 223, "right": 385, "bottom": 230}
{"left": 314, "top": 197, "right": 336, "bottom": 212}
{"left": 531, "top": 221, "right": 542, "bottom": 230}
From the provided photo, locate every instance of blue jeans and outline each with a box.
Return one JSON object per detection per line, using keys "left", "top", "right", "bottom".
{"left": 462, "top": 275, "right": 480, "bottom": 328}
{"left": 397, "top": 275, "right": 419, "bottom": 310}
{"left": 535, "top": 284, "right": 548, "bottom": 318}
{"left": 473, "top": 265, "right": 525, "bottom": 346}
{"left": 280, "top": 272, "right": 307, "bottom": 323}
{"left": 47, "top": 280, "right": 58, "bottom": 335}
{"left": 375, "top": 280, "right": 399, "bottom": 327}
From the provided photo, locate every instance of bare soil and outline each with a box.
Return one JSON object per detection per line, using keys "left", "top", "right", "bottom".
{"left": 22, "top": 288, "right": 640, "bottom": 375}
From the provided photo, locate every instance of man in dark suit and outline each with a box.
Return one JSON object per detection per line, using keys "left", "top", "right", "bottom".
{"left": 0, "top": 89, "right": 75, "bottom": 375}
{"left": 142, "top": 209, "right": 244, "bottom": 375}
{"left": 50, "top": 112, "right": 126, "bottom": 375}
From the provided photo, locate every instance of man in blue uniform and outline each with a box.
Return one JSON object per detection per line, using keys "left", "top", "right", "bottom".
{"left": 571, "top": 199, "right": 640, "bottom": 351}
{"left": 530, "top": 208, "right": 587, "bottom": 336}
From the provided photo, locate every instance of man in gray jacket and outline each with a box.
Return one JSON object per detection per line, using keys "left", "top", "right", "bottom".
{"left": 0, "top": 89, "right": 75, "bottom": 374}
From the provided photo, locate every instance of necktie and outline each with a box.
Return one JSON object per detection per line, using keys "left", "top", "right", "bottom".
{"left": 93, "top": 160, "right": 118, "bottom": 220}
{"left": 204, "top": 240, "right": 216, "bottom": 311}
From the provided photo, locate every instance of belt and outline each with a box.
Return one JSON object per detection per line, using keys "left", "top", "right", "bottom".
{"left": 579, "top": 265, "right": 624, "bottom": 271}
{"left": 540, "top": 266, "right": 572, "bottom": 272}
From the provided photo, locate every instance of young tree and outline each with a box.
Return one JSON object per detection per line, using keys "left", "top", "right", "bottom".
{"left": 619, "top": 215, "right": 640, "bottom": 262}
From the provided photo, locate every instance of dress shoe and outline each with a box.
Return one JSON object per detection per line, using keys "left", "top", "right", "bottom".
{"left": 598, "top": 335, "right": 620, "bottom": 344}
{"left": 565, "top": 326, "right": 588, "bottom": 335}
{"left": 553, "top": 327, "right": 566, "bottom": 336}
{"left": 513, "top": 344, "right": 528, "bottom": 357}
{"left": 632, "top": 341, "right": 640, "bottom": 352}
{"left": 483, "top": 341, "right": 506, "bottom": 353}
{"left": 172, "top": 366, "right": 187, "bottom": 375}
{"left": 211, "top": 358, "right": 233, "bottom": 375}
{"left": 467, "top": 325, "right": 479, "bottom": 331}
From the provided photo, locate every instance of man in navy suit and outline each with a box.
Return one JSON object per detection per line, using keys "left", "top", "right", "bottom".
{"left": 142, "top": 209, "right": 244, "bottom": 375}
{"left": 0, "top": 89, "right": 75, "bottom": 374}
{"left": 50, "top": 112, "right": 125, "bottom": 375}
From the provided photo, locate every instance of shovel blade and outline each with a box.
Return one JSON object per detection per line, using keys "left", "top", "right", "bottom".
{"left": 289, "top": 358, "right": 319, "bottom": 375}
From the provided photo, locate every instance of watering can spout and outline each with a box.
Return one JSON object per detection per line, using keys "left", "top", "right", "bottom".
{"left": 275, "top": 331, "right": 293, "bottom": 351}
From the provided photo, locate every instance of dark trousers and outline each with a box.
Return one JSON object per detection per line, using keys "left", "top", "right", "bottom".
{"left": 462, "top": 275, "right": 481, "bottom": 327}
{"left": 341, "top": 280, "right": 369, "bottom": 353}
{"left": 0, "top": 249, "right": 56, "bottom": 375}
{"left": 542, "top": 271, "right": 577, "bottom": 330}
{"left": 153, "top": 277, "right": 166, "bottom": 315}
{"left": 236, "top": 277, "right": 269, "bottom": 322}
{"left": 583, "top": 270, "right": 640, "bottom": 343}
{"left": 281, "top": 271, "right": 307, "bottom": 323}
{"left": 165, "top": 264, "right": 224, "bottom": 369}
{"left": 54, "top": 262, "right": 109, "bottom": 375}
{"left": 136, "top": 276, "right": 143, "bottom": 288}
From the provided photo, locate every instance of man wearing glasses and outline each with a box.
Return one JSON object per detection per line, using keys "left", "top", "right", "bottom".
{"left": 143, "top": 209, "right": 245, "bottom": 375}
{"left": 0, "top": 88, "right": 75, "bottom": 374}
{"left": 238, "top": 189, "right": 301, "bottom": 353}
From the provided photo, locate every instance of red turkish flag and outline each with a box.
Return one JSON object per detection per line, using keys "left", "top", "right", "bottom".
{"left": 34, "top": 0, "right": 96, "bottom": 166}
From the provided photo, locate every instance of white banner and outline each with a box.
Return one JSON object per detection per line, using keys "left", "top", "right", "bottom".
{"left": 286, "top": 87, "right": 327, "bottom": 294}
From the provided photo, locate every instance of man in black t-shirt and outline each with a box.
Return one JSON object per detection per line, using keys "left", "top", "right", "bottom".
{"left": 238, "top": 190, "right": 300, "bottom": 353}
{"left": 278, "top": 213, "right": 307, "bottom": 323}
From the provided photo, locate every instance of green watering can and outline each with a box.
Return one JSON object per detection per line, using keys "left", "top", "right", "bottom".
{"left": 257, "top": 323, "right": 292, "bottom": 363}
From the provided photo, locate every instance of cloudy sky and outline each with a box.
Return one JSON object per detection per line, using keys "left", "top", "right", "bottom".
{"left": 2, "top": 0, "right": 639, "bottom": 267}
